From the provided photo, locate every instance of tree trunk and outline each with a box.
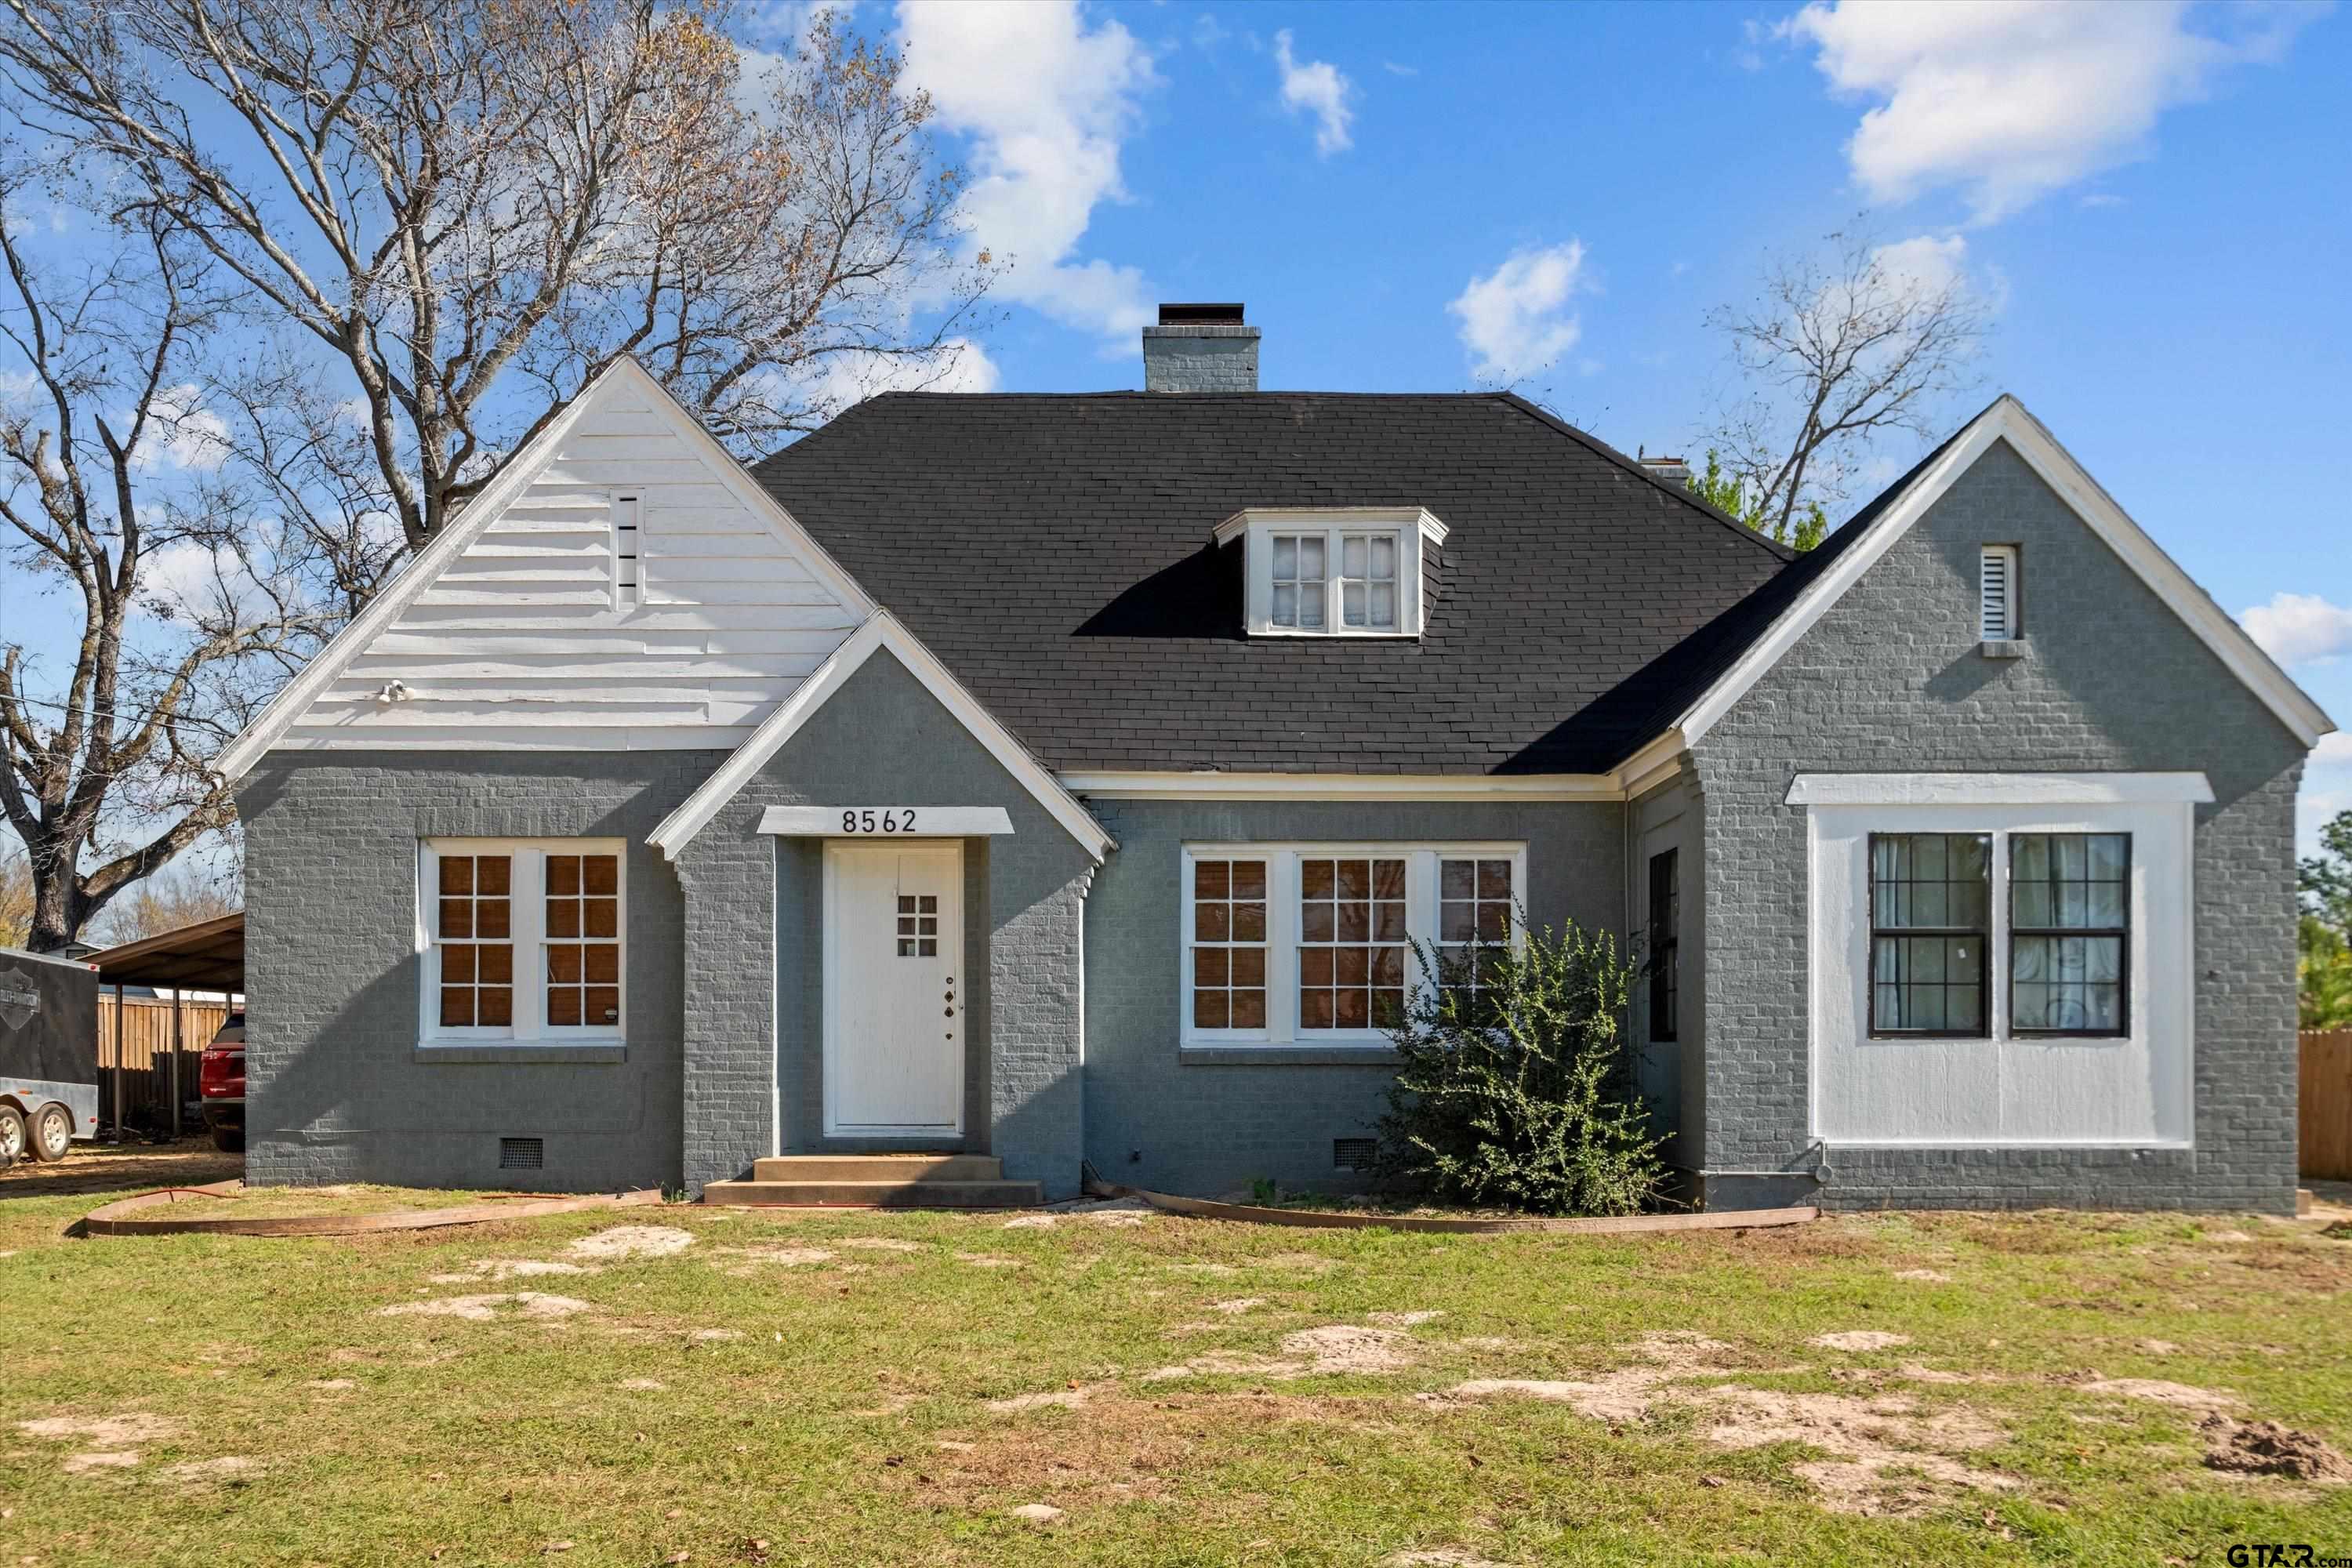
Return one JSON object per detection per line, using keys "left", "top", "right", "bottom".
{"left": 26, "top": 852, "right": 85, "bottom": 953}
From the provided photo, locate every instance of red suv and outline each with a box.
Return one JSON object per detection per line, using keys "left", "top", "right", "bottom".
{"left": 198, "top": 1013, "right": 244, "bottom": 1152}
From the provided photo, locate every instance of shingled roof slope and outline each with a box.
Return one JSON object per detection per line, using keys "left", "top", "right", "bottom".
{"left": 752, "top": 391, "right": 1796, "bottom": 775}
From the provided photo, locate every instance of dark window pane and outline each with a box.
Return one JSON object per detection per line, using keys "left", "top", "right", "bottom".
{"left": 1232, "top": 948, "right": 1265, "bottom": 986}
{"left": 1301, "top": 989, "right": 1334, "bottom": 1029}
{"left": 476, "top": 857, "right": 511, "bottom": 895}
{"left": 476, "top": 899, "right": 510, "bottom": 939}
{"left": 477, "top": 987, "right": 513, "bottom": 1027}
{"left": 439, "top": 858, "right": 473, "bottom": 895}
{"left": 1442, "top": 859, "right": 1474, "bottom": 899}
{"left": 1192, "top": 990, "right": 1228, "bottom": 1029}
{"left": 547, "top": 945, "right": 581, "bottom": 983}
{"left": 586, "top": 987, "right": 620, "bottom": 1025}
{"left": 1372, "top": 860, "right": 1406, "bottom": 898}
{"left": 547, "top": 855, "right": 579, "bottom": 895}
{"left": 444, "top": 945, "right": 476, "bottom": 983}
{"left": 1195, "top": 902, "right": 1230, "bottom": 941}
{"left": 547, "top": 900, "right": 579, "bottom": 938}
{"left": 1300, "top": 947, "right": 1334, "bottom": 986}
{"left": 583, "top": 856, "right": 619, "bottom": 896}
{"left": 440, "top": 988, "right": 474, "bottom": 1028}
{"left": 1195, "top": 860, "right": 1229, "bottom": 898}
{"left": 1301, "top": 903, "right": 1334, "bottom": 942}
{"left": 1478, "top": 860, "right": 1512, "bottom": 898}
{"left": 1231, "top": 862, "right": 1265, "bottom": 899}
{"left": 1337, "top": 860, "right": 1370, "bottom": 898}
{"left": 439, "top": 899, "right": 472, "bottom": 938}
{"left": 1232, "top": 902, "right": 1266, "bottom": 941}
{"left": 1335, "top": 989, "right": 1369, "bottom": 1029}
{"left": 1194, "top": 949, "right": 1228, "bottom": 987}
{"left": 584, "top": 899, "right": 616, "bottom": 938}
{"left": 1301, "top": 860, "right": 1335, "bottom": 898}
{"left": 1230, "top": 989, "right": 1265, "bottom": 1029}
{"left": 547, "top": 988, "right": 581, "bottom": 1026}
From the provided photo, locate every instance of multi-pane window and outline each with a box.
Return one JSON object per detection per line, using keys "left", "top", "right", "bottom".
{"left": 544, "top": 853, "right": 620, "bottom": 1027}
{"left": 1298, "top": 857, "right": 1408, "bottom": 1030}
{"left": 1439, "top": 857, "right": 1515, "bottom": 1019}
{"left": 1869, "top": 833, "right": 1991, "bottom": 1036}
{"left": 2010, "top": 833, "right": 2129, "bottom": 1034}
{"left": 1269, "top": 535, "right": 1327, "bottom": 630}
{"left": 1646, "top": 849, "right": 1679, "bottom": 1043}
{"left": 423, "top": 840, "right": 624, "bottom": 1044}
{"left": 436, "top": 853, "right": 514, "bottom": 1028}
{"left": 898, "top": 894, "right": 940, "bottom": 958}
{"left": 1337, "top": 532, "right": 1399, "bottom": 630}
{"left": 1189, "top": 858, "right": 1269, "bottom": 1029}
{"left": 1182, "top": 845, "right": 1525, "bottom": 1044}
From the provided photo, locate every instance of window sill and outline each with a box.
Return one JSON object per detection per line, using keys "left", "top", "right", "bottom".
{"left": 413, "top": 1042, "right": 627, "bottom": 1065}
{"left": 1978, "top": 637, "right": 2031, "bottom": 660}
{"left": 1180, "top": 1044, "right": 1400, "bottom": 1066}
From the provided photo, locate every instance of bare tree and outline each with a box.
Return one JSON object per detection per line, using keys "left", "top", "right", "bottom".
{"left": 0, "top": 0, "right": 993, "bottom": 554}
{"left": 83, "top": 837, "right": 241, "bottom": 946}
{"left": 0, "top": 188, "right": 328, "bottom": 951}
{"left": 1705, "top": 224, "right": 1991, "bottom": 548}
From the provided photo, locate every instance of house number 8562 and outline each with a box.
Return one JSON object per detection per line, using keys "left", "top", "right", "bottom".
{"left": 842, "top": 809, "right": 916, "bottom": 833}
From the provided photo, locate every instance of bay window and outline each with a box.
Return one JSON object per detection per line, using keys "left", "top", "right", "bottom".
{"left": 420, "top": 838, "right": 625, "bottom": 1046}
{"left": 1182, "top": 843, "right": 1523, "bottom": 1047}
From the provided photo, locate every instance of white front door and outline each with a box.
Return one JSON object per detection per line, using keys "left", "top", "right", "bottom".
{"left": 824, "top": 842, "right": 964, "bottom": 1135}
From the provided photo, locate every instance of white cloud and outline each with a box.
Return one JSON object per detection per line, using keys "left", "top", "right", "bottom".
{"left": 1381, "top": 60, "right": 1418, "bottom": 78}
{"left": 1784, "top": 0, "right": 2320, "bottom": 223}
{"left": 1446, "top": 241, "right": 1590, "bottom": 384}
{"left": 128, "top": 385, "right": 230, "bottom": 474}
{"left": 1273, "top": 29, "right": 1356, "bottom": 156}
{"left": 2240, "top": 592, "right": 2352, "bottom": 669}
{"left": 2315, "top": 732, "right": 2352, "bottom": 768}
{"left": 896, "top": 0, "right": 1158, "bottom": 346}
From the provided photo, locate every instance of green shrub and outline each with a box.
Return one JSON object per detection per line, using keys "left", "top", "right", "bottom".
{"left": 1374, "top": 919, "right": 1666, "bottom": 1216}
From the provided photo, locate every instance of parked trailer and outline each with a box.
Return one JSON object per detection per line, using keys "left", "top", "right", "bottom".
{"left": 0, "top": 946, "right": 100, "bottom": 1164}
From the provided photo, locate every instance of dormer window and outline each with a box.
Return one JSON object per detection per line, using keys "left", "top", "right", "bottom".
{"left": 1216, "top": 507, "right": 1448, "bottom": 639}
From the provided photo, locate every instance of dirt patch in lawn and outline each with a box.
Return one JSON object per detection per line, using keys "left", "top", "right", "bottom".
{"left": 378, "top": 1292, "right": 593, "bottom": 1322}
{"left": 2068, "top": 1377, "right": 2241, "bottom": 1414}
{"left": 1440, "top": 1332, "right": 2013, "bottom": 1515}
{"left": 1810, "top": 1331, "right": 1912, "bottom": 1352}
{"left": 428, "top": 1258, "right": 593, "bottom": 1283}
{"left": 1145, "top": 1323, "right": 1417, "bottom": 1383}
{"left": 839, "top": 1237, "right": 923, "bottom": 1253}
{"left": 2201, "top": 1415, "right": 2352, "bottom": 1483}
{"left": 568, "top": 1225, "right": 694, "bottom": 1261}
{"left": 19, "top": 1413, "right": 180, "bottom": 1449}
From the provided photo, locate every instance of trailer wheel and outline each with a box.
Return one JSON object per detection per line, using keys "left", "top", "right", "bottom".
{"left": 212, "top": 1127, "right": 244, "bottom": 1153}
{"left": 0, "top": 1107, "right": 23, "bottom": 1167}
{"left": 26, "top": 1103, "right": 71, "bottom": 1163}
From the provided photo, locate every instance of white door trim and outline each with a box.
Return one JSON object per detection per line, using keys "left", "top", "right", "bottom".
{"left": 822, "top": 840, "right": 965, "bottom": 1138}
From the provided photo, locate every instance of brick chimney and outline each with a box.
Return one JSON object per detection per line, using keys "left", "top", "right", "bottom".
{"left": 1142, "top": 303, "right": 1259, "bottom": 393}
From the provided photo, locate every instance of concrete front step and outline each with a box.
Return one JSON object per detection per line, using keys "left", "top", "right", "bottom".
{"left": 703, "top": 1177, "right": 1041, "bottom": 1209}
{"left": 750, "top": 1153, "right": 1003, "bottom": 1183}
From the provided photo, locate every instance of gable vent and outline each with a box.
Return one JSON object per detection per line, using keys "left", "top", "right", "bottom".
{"left": 1979, "top": 545, "right": 2018, "bottom": 641}
{"left": 499, "top": 1136, "right": 545, "bottom": 1171}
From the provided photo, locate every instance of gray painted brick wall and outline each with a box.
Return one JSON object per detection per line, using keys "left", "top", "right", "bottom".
{"left": 1691, "top": 437, "right": 2307, "bottom": 1213}
{"left": 673, "top": 648, "right": 1099, "bottom": 1197}
{"left": 1141, "top": 325, "right": 1261, "bottom": 394}
{"left": 1080, "top": 797, "right": 1624, "bottom": 1196}
{"left": 235, "top": 752, "right": 714, "bottom": 1192}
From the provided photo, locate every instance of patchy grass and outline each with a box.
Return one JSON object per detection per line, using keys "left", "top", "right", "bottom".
{"left": 2, "top": 1170, "right": 2349, "bottom": 1566}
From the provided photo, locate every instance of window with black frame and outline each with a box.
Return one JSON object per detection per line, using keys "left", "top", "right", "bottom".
{"left": 1646, "top": 848, "right": 1679, "bottom": 1042}
{"left": 2010, "top": 833, "right": 2129, "bottom": 1035}
{"left": 1868, "top": 833, "right": 1990, "bottom": 1036}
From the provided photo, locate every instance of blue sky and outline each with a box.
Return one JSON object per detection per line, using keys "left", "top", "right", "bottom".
{"left": 836, "top": 0, "right": 2351, "bottom": 850}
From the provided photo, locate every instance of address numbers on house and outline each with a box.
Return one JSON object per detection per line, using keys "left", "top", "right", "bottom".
{"left": 753, "top": 805, "right": 1018, "bottom": 839}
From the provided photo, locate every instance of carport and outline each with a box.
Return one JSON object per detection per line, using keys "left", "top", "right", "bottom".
{"left": 83, "top": 913, "right": 245, "bottom": 1138}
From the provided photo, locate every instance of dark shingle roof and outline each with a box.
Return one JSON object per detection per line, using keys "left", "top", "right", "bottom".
{"left": 752, "top": 391, "right": 1798, "bottom": 775}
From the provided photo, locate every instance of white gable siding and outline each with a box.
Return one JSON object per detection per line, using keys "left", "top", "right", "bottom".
{"left": 276, "top": 379, "right": 863, "bottom": 753}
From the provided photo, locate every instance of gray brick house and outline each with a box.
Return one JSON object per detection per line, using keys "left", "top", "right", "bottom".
{"left": 216, "top": 306, "right": 2333, "bottom": 1212}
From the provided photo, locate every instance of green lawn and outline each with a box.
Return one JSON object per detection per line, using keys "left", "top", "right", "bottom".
{"left": 2, "top": 1160, "right": 2349, "bottom": 1566}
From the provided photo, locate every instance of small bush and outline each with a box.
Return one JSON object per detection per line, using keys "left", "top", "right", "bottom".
{"left": 1374, "top": 919, "right": 1666, "bottom": 1217}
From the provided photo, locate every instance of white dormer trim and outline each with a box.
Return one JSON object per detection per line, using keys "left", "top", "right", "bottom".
{"left": 1213, "top": 507, "right": 1449, "bottom": 639}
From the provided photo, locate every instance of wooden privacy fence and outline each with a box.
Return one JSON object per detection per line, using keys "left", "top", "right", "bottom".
{"left": 2303, "top": 1030, "right": 2352, "bottom": 1181}
{"left": 97, "top": 994, "right": 233, "bottom": 1134}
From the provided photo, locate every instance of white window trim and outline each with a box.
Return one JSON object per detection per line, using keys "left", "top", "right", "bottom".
{"left": 1802, "top": 794, "right": 2193, "bottom": 1149}
{"left": 1179, "top": 840, "right": 1526, "bottom": 1049}
{"left": 1214, "top": 507, "right": 1449, "bottom": 640}
{"left": 416, "top": 837, "right": 628, "bottom": 1049}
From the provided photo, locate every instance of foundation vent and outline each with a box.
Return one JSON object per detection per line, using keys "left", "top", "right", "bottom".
{"left": 1333, "top": 1137, "right": 1377, "bottom": 1172}
{"left": 499, "top": 1136, "right": 546, "bottom": 1171}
